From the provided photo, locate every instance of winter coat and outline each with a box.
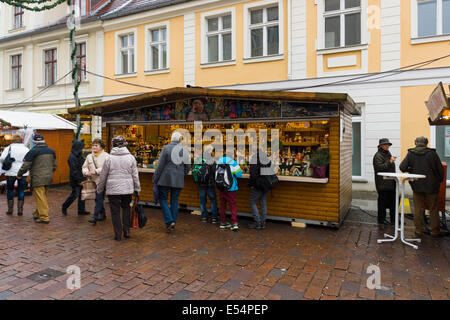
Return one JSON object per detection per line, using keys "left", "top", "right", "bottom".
{"left": 373, "top": 148, "right": 396, "bottom": 192}
{"left": 249, "top": 152, "right": 272, "bottom": 190}
{"left": 96, "top": 147, "right": 141, "bottom": 196}
{"left": 399, "top": 146, "right": 444, "bottom": 194}
{"left": 68, "top": 141, "right": 86, "bottom": 186}
{"left": 152, "top": 141, "right": 190, "bottom": 189}
{"left": 217, "top": 156, "right": 243, "bottom": 192}
{"left": 0, "top": 143, "right": 30, "bottom": 177}
{"left": 17, "top": 143, "right": 57, "bottom": 187}
{"left": 82, "top": 151, "right": 109, "bottom": 184}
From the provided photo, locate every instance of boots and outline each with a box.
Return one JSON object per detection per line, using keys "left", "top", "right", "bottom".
{"left": 6, "top": 200, "right": 14, "bottom": 215}
{"left": 17, "top": 200, "right": 24, "bottom": 216}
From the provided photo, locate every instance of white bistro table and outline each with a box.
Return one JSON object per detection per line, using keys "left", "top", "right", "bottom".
{"left": 377, "top": 172, "right": 426, "bottom": 250}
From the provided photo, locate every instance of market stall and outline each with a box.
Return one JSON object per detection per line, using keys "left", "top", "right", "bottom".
{"left": 0, "top": 110, "right": 76, "bottom": 184}
{"left": 69, "top": 87, "right": 359, "bottom": 227}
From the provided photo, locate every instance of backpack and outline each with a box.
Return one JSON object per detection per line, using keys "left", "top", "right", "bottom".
{"left": 1, "top": 146, "right": 16, "bottom": 171}
{"left": 192, "top": 160, "right": 210, "bottom": 184}
{"left": 215, "top": 163, "right": 233, "bottom": 191}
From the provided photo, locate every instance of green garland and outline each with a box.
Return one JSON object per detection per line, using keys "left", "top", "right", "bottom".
{"left": 0, "top": 0, "right": 66, "bottom": 12}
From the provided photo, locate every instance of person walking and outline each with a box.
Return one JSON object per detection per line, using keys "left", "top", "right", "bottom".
{"left": 0, "top": 134, "right": 29, "bottom": 216}
{"left": 248, "top": 150, "right": 272, "bottom": 230}
{"left": 62, "top": 140, "right": 90, "bottom": 216}
{"left": 83, "top": 139, "right": 109, "bottom": 225}
{"left": 399, "top": 136, "right": 444, "bottom": 238}
{"left": 152, "top": 131, "right": 190, "bottom": 233}
{"left": 216, "top": 153, "right": 243, "bottom": 231}
{"left": 96, "top": 136, "right": 141, "bottom": 241}
{"left": 373, "top": 138, "right": 397, "bottom": 225}
{"left": 17, "top": 134, "right": 57, "bottom": 224}
{"left": 193, "top": 144, "right": 218, "bottom": 224}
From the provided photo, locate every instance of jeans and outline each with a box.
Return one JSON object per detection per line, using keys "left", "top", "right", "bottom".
{"left": 93, "top": 191, "right": 106, "bottom": 219}
{"left": 62, "top": 183, "right": 86, "bottom": 214}
{"left": 377, "top": 190, "right": 395, "bottom": 222}
{"left": 108, "top": 194, "right": 132, "bottom": 240}
{"left": 158, "top": 186, "right": 182, "bottom": 225}
{"left": 199, "top": 187, "right": 218, "bottom": 219}
{"left": 6, "top": 176, "right": 27, "bottom": 201}
{"left": 219, "top": 190, "right": 237, "bottom": 225}
{"left": 249, "top": 188, "right": 268, "bottom": 223}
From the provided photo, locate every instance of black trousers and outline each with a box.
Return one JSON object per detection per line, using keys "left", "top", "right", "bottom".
{"left": 62, "top": 184, "right": 86, "bottom": 214}
{"left": 377, "top": 191, "right": 396, "bottom": 222}
{"left": 108, "top": 194, "right": 132, "bottom": 239}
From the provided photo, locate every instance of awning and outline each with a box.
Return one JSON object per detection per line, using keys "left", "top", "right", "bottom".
{"left": 68, "top": 87, "right": 360, "bottom": 116}
{"left": 0, "top": 110, "right": 77, "bottom": 130}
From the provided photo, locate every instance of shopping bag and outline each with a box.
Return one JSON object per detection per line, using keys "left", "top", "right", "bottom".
{"left": 131, "top": 196, "right": 139, "bottom": 229}
{"left": 80, "top": 180, "right": 96, "bottom": 201}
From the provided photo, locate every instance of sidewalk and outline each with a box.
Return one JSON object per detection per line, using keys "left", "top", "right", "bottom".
{"left": 0, "top": 185, "right": 448, "bottom": 300}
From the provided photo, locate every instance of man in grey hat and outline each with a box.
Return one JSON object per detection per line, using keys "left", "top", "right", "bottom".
{"left": 373, "top": 138, "right": 397, "bottom": 225}
{"left": 400, "top": 136, "right": 444, "bottom": 238}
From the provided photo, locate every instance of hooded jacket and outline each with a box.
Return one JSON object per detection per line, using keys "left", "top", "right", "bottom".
{"left": 399, "top": 145, "right": 444, "bottom": 194}
{"left": 373, "top": 148, "right": 396, "bottom": 192}
{"left": 68, "top": 141, "right": 86, "bottom": 186}
{"left": 96, "top": 147, "right": 141, "bottom": 195}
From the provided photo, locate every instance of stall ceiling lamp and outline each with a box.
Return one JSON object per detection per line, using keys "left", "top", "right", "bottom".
{"left": 4, "top": 134, "right": 12, "bottom": 140}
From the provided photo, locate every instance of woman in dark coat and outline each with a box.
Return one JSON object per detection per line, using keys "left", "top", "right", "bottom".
{"left": 62, "top": 140, "right": 90, "bottom": 216}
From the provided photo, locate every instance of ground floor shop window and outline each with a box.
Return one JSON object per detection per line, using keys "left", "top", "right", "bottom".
{"left": 434, "top": 125, "right": 450, "bottom": 180}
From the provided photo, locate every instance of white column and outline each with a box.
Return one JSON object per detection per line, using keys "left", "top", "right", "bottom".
{"left": 380, "top": 0, "right": 401, "bottom": 71}
{"left": 184, "top": 13, "right": 196, "bottom": 87}
{"left": 289, "top": 0, "right": 307, "bottom": 80}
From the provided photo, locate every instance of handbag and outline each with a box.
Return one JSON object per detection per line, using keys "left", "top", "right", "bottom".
{"left": 80, "top": 154, "right": 97, "bottom": 201}
{"left": 138, "top": 203, "right": 147, "bottom": 228}
{"left": 1, "top": 146, "right": 16, "bottom": 171}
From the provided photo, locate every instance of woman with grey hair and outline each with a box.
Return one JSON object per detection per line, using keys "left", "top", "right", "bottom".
{"left": 97, "top": 136, "right": 141, "bottom": 241}
{"left": 153, "top": 131, "right": 190, "bottom": 232}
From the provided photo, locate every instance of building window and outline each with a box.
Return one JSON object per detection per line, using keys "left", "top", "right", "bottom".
{"left": 13, "top": 7, "right": 24, "bottom": 29}
{"left": 249, "top": 6, "right": 280, "bottom": 57}
{"left": 149, "top": 27, "right": 167, "bottom": 70}
{"left": 206, "top": 14, "right": 232, "bottom": 63}
{"left": 74, "top": 0, "right": 87, "bottom": 16}
{"left": 11, "top": 54, "right": 22, "bottom": 90}
{"left": 119, "top": 33, "right": 135, "bottom": 74}
{"left": 417, "top": 0, "right": 450, "bottom": 37}
{"left": 352, "top": 119, "right": 362, "bottom": 176}
{"left": 44, "top": 48, "right": 57, "bottom": 86}
{"left": 76, "top": 42, "right": 87, "bottom": 81}
{"left": 434, "top": 125, "right": 450, "bottom": 180}
{"left": 324, "top": 0, "right": 361, "bottom": 48}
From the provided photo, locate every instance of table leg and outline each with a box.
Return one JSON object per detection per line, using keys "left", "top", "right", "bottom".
{"left": 399, "top": 181, "right": 421, "bottom": 250}
{"left": 377, "top": 177, "right": 399, "bottom": 244}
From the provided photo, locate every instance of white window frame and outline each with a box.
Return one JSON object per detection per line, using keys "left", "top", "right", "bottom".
{"left": 115, "top": 28, "right": 137, "bottom": 77}
{"left": 5, "top": 47, "right": 24, "bottom": 91}
{"left": 200, "top": 8, "right": 236, "bottom": 67}
{"left": 145, "top": 21, "right": 170, "bottom": 75}
{"left": 411, "top": 0, "right": 450, "bottom": 44}
{"left": 38, "top": 40, "right": 59, "bottom": 87}
{"left": 316, "top": 0, "right": 368, "bottom": 51}
{"left": 64, "top": 34, "right": 89, "bottom": 82}
{"left": 243, "top": 0, "right": 284, "bottom": 63}
{"left": 352, "top": 103, "right": 366, "bottom": 182}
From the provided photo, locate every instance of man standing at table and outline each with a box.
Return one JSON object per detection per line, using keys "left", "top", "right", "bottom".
{"left": 399, "top": 136, "right": 444, "bottom": 238}
{"left": 373, "top": 138, "right": 397, "bottom": 225}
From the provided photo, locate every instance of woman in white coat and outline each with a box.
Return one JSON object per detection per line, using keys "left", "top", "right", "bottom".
{"left": 0, "top": 134, "right": 30, "bottom": 215}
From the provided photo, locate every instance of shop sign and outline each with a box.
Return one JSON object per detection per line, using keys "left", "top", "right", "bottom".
{"left": 426, "top": 82, "right": 449, "bottom": 122}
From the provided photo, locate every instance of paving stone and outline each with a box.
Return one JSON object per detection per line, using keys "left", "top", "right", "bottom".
{"left": 0, "top": 291, "right": 15, "bottom": 300}
{"left": 269, "top": 283, "right": 304, "bottom": 300}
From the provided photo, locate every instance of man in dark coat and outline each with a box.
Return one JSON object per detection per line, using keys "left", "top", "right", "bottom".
{"left": 399, "top": 136, "right": 444, "bottom": 238}
{"left": 373, "top": 138, "right": 396, "bottom": 225}
{"left": 62, "top": 140, "right": 90, "bottom": 216}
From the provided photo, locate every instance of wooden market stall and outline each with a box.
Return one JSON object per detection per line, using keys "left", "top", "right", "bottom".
{"left": 69, "top": 87, "right": 360, "bottom": 227}
{"left": 0, "top": 110, "right": 76, "bottom": 184}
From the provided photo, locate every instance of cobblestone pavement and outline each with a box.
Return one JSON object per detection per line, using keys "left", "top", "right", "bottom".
{"left": 0, "top": 185, "right": 449, "bottom": 300}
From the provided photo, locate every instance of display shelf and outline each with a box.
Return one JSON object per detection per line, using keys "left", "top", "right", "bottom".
{"left": 281, "top": 142, "right": 321, "bottom": 147}
{"left": 281, "top": 128, "right": 327, "bottom": 132}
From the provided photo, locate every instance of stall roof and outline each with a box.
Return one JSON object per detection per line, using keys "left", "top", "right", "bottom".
{"left": 0, "top": 110, "right": 77, "bottom": 130}
{"left": 68, "top": 87, "right": 359, "bottom": 116}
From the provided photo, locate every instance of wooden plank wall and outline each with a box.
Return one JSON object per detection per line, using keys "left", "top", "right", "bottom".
{"left": 339, "top": 111, "right": 353, "bottom": 222}
{"left": 37, "top": 130, "right": 72, "bottom": 184}
{"left": 137, "top": 117, "right": 341, "bottom": 223}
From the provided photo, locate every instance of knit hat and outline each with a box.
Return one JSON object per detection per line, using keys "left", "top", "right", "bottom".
{"left": 33, "top": 133, "right": 45, "bottom": 144}
{"left": 112, "top": 135, "right": 128, "bottom": 148}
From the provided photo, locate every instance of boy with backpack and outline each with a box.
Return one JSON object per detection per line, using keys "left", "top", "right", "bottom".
{"left": 192, "top": 145, "right": 218, "bottom": 224}
{"left": 216, "top": 154, "right": 243, "bottom": 231}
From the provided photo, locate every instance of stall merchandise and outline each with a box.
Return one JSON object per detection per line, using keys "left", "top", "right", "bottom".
{"left": 69, "top": 87, "right": 359, "bottom": 227}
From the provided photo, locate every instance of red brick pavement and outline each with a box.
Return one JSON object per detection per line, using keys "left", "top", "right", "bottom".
{"left": 0, "top": 185, "right": 449, "bottom": 300}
